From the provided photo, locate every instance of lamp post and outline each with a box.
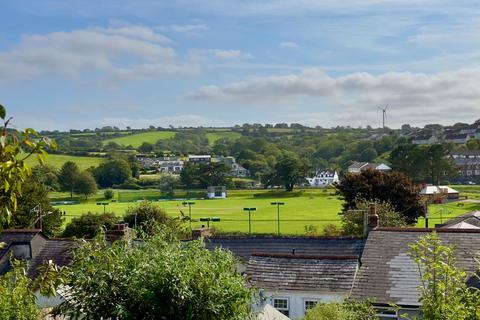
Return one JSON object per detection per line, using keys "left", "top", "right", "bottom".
{"left": 96, "top": 202, "right": 109, "bottom": 214}
{"left": 271, "top": 202, "right": 285, "bottom": 235}
{"left": 243, "top": 207, "right": 256, "bottom": 234}
{"left": 182, "top": 201, "right": 196, "bottom": 230}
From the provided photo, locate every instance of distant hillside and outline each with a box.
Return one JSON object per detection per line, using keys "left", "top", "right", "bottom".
{"left": 24, "top": 154, "right": 105, "bottom": 170}
{"left": 103, "top": 130, "right": 241, "bottom": 147}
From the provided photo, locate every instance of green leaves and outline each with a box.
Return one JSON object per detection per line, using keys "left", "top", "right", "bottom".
{"left": 0, "top": 104, "right": 5, "bottom": 120}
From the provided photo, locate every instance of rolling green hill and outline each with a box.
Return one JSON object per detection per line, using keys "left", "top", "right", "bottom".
{"left": 103, "top": 130, "right": 242, "bottom": 148}
{"left": 25, "top": 154, "right": 105, "bottom": 170}
{"left": 102, "top": 131, "right": 176, "bottom": 147}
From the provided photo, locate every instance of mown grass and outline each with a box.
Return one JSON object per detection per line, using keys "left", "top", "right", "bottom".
{"left": 51, "top": 188, "right": 344, "bottom": 235}
{"left": 102, "top": 131, "right": 176, "bottom": 147}
{"left": 25, "top": 154, "right": 105, "bottom": 170}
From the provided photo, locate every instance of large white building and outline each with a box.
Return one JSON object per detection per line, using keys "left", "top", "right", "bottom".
{"left": 306, "top": 171, "right": 339, "bottom": 187}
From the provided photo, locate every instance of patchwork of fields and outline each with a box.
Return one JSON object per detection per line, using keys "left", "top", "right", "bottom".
{"left": 25, "top": 154, "right": 105, "bottom": 170}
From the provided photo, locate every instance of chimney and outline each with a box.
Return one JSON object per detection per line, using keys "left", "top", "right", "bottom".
{"left": 106, "top": 223, "right": 134, "bottom": 242}
{"left": 368, "top": 204, "right": 379, "bottom": 232}
{"left": 191, "top": 227, "right": 212, "bottom": 239}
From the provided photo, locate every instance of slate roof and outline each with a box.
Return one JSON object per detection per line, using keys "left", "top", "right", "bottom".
{"left": 348, "top": 162, "right": 368, "bottom": 170}
{"left": 351, "top": 228, "right": 480, "bottom": 307}
{"left": 0, "top": 229, "right": 75, "bottom": 278}
{"left": 437, "top": 211, "right": 480, "bottom": 229}
{"left": 246, "top": 253, "right": 359, "bottom": 292}
{"left": 205, "top": 236, "right": 366, "bottom": 261}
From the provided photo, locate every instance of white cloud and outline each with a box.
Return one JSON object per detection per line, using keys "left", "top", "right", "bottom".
{"left": 157, "top": 23, "right": 208, "bottom": 33}
{"left": 0, "top": 24, "right": 192, "bottom": 82}
{"left": 209, "top": 49, "right": 253, "bottom": 60}
{"left": 279, "top": 41, "right": 300, "bottom": 49}
{"left": 186, "top": 67, "right": 480, "bottom": 127}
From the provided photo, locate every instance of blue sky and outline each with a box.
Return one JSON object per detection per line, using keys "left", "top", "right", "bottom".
{"left": 2, "top": 0, "right": 480, "bottom": 130}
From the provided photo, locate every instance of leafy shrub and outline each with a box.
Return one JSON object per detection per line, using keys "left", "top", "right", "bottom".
{"left": 62, "top": 212, "right": 118, "bottom": 239}
{"left": 104, "top": 189, "right": 114, "bottom": 200}
{"left": 303, "top": 300, "right": 376, "bottom": 320}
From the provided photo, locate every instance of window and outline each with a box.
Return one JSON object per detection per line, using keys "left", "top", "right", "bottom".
{"left": 304, "top": 300, "right": 318, "bottom": 312}
{"left": 273, "top": 298, "right": 289, "bottom": 316}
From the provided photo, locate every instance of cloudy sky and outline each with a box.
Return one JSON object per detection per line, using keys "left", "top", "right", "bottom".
{"left": 2, "top": 0, "right": 480, "bottom": 130}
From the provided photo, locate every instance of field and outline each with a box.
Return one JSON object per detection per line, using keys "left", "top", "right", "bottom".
{"left": 52, "top": 189, "right": 344, "bottom": 235}
{"left": 102, "top": 130, "right": 242, "bottom": 148}
{"left": 25, "top": 154, "right": 105, "bottom": 170}
{"left": 51, "top": 186, "right": 480, "bottom": 235}
{"left": 102, "top": 131, "right": 176, "bottom": 147}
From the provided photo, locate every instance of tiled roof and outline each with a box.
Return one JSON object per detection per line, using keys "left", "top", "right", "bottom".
{"left": 351, "top": 229, "right": 480, "bottom": 306}
{"left": 246, "top": 253, "right": 359, "bottom": 292}
{"left": 27, "top": 239, "right": 75, "bottom": 278}
{"left": 445, "top": 133, "right": 468, "bottom": 140}
{"left": 438, "top": 211, "right": 480, "bottom": 229}
{"left": 348, "top": 162, "right": 368, "bottom": 169}
{"left": 205, "top": 236, "right": 365, "bottom": 261}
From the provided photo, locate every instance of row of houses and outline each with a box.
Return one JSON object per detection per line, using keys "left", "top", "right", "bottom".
{"left": 412, "top": 129, "right": 480, "bottom": 145}
{"left": 5, "top": 211, "right": 480, "bottom": 319}
{"left": 136, "top": 154, "right": 250, "bottom": 177}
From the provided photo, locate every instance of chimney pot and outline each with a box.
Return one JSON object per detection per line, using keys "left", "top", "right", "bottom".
{"left": 368, "top": 204, "right": 379, "bottom": 232}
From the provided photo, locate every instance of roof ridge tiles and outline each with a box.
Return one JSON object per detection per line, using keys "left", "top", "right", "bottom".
{"left": 251, "top": 252, "right": 359, "bottom": 260}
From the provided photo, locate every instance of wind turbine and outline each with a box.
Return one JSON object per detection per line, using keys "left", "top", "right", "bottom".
{"left": 379, "top": 105, "right": 388, "bottom": 129}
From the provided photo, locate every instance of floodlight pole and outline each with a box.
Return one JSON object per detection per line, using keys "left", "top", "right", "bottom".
{"left": 96, "top": 202, "right": 109, "bottom": 214}
{"left": 271, "top": 202, "right": 285, "bottom": 235}
{"left": 243, "top": 207, "right": 256, "bottom": 234}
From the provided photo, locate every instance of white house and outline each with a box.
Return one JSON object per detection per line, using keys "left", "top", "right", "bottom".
{"left": 419, "top": 185, "right": 459, "bottom": 200}
{"left": 306, "top": 171, "right": 339, "bottom": 187}
{"left": 412, "top": 134, "right": 437, "bottom": 145}
{"left": 347, "top": 162, "right": 391, "bottom": 173}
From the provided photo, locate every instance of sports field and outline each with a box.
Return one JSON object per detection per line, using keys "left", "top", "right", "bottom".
{"left": 52, "top": 189, "right": 344, "bottom": 235}
{"left": 25, "top": 154, "right": 105, "bottom": 170}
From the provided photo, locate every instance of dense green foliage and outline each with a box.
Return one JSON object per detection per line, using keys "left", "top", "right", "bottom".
{"left": 409, "top": 233, "right": 480, "bottom": 319}
{"left": 341, "top": 198, "right": 407, "bottom": 236}
{"left": 180, "top": 162, "right": 230, "bottom": 188}
{"left": 60, "top": 233, "right": 254, "bottom": 319}
{"left": 58, "top": 161, "right": 81, "bottom": 198}
{"left": 389, "top": 144, "right": 457, "bottom": 184}
{"left": 0, "top": 105, "right": 54, "bottom": 226}
{"left": 7, "top": 176, "right": 64, "bottom": 236}
{"left": 93, "top": 159, "right": 132, "bottom": 187}
{"left": 62, "top": 212, "right": 118, "bottom": 238}
{"left": 302, "top": 299, "right": 376, "bottom": 320}
{"left": 123, "top": 201, "right": 185, "bottom": 236}
{"left": 336, "top": 169, "right": 423, "bottom": 223}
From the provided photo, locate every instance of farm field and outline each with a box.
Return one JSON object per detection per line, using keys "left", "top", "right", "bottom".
{"left": 205, "top": 131, "right": 242, "bottom": 144}
{"left": 52, "top": 189, "right": 344, "bottom": 235}
{"left": 102, "top": 131, "right": 176, "bottom": 147}
{"left": 25, "top": 154, "right": 105, "bottom": 170}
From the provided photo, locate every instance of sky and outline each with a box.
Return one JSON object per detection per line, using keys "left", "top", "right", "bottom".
{"left": 2, "top": 0, "right": 480, "bottom": 130}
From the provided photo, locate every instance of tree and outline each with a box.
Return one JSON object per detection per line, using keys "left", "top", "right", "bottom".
{"left": 158, "top": 174, "right": 179, "bottom": 197}
{"left": 180, "top": 162, "right": 200, "bottom": 188}
{"left": 138, "top": 142, "right": 154, "bottom": 153}
{"left": 274, "top": 155, "right": 307, "bottom": 191}
{"left": 0, "top": 105, "right": 54, "bottom": 225}
{"left": 336, "top": 170, "right": 423, "bottom": 223}
{"left": 409, "top": 233, "right": 480, "bottom": 320}
{"left": 58, "top": 161, "right": 81, "bottom": 198}
{"left": 74, "top": 171, "right": 98, "bottom": 200}
{"left": 123, "top": 201, "right": 184, "bottom": 236}
{"left": 59, "top": 233, "right": 254, "bottom": 319}
{"left": 62, "top": 212, "right": 118, "bottom": 238}
{"left": 104, "top": 189, "right": 114, "bottom": 200}
{"left": 341, "top": 198, "right": 407, "bottom": 236}
{"left": 7, "top": 176, "right": 64, "bottom": 236}
{"left": 198, "top": 162, "right": 230, "bottom": 188}
{"left": 389, "top": 144, "right": 457, "bottom": 184}
{"left": 32, "top": 164, "right": 59, "bottom": 191}
{"left": 93, "top": 159, "right": 132, "bottom": 188}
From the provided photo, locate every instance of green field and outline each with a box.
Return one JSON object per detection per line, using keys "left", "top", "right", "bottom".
{"left": 52, "top": 189, "right": 344, "bottom": 235}
{"left": 25, "top": 154, "right": 105, "bottom": 170}
{"left": 51, "top": 187, "right": 480, "bottom": 235}
{"left": 102, "top": 131, "right": 176, "bottom": 147}
{"left": 205, "top": 132, "right": 242, "bottom": 144}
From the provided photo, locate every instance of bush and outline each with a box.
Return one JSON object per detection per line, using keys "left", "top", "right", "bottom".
{"left": 322, "top": 224, "right": 342, "bottom": 236}
{"left": 62, "top": 212, "right": 118, "bottom": 239}
{"left": 104, "top": 189, "right": 114, "bottom": 200}
{"left": 342, "top": 198, "right": 407, "bottom": 236}
{"left": 303, "top": 300, "right": 376, "bottom": 320}
{"left": 304, "top": 225, "right": 319, "bottom": 236}
{"left": 124, "top": 201, "right": 185, "bottom": 236}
